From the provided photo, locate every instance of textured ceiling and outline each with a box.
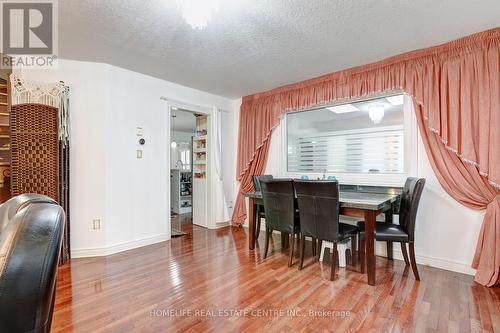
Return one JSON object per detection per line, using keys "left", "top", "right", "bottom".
{"left": 59, "top": 0, "right": 500, "bottom": 98}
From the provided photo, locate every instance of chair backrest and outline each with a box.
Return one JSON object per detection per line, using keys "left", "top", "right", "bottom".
{"left": 399, "top": 177, "right": 426, "bottom": 241}
{"left": 252, "top": 175, "right": 273, "bottom": 192}
{"left": 0, "top": 194, "right": 58, "bottom": 231}
{"left": 0, "top": 194, "right": 65, "bottom": 333}
{"left": 294, "top": 180, "right": 341, "bottom": 242}
{"left": 260, "top": 179, "right": 297, "bottom": 234}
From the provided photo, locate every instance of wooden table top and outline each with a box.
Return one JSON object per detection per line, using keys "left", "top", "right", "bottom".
{"left": 245, "top": 190, "right": 399, "bottom": 211}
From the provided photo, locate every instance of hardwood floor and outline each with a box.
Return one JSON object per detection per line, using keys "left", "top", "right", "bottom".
{"left": 52, "top": 217, "right": 500, "bottom": 333}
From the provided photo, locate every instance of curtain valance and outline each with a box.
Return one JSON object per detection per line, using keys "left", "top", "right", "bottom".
{"left": 233, "top": 27, "right": 500, "bottom": 286}
{"left": 237, "top": 28, "right": 499, "bottom": 187}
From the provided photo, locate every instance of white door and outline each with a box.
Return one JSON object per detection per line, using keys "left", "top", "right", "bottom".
{"left": 192, "top": 177, "right": 208, "bottom": 227}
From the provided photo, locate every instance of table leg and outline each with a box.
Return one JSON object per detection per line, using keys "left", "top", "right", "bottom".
{"left": 364, "top": 210, "right": 376, "bottom": 286}
{"left": 248, "top": 198, "right": 255, "bottom": 250}
{"left": 385, "top": 210, "right": 393, "bottom": 260}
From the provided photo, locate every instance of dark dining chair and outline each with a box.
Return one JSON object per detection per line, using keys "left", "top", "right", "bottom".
{"left": 252, "top": 175, "right": 273, "bottom": 244}
{"left": 294, "top": 180, "right": 359, "bottom": 280}
{"left": 260, "top": 179, "right": 300, "bottom": 266}
{"left": 357, "top": 177, "right": 426, "bottom": 280}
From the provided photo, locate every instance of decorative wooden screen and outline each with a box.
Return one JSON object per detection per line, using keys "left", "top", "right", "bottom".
{"left": 0, "top": 78, "right": 11, "bottom": 203}
{"left": 10, "top": 103, "right": 59, "bottom": 202}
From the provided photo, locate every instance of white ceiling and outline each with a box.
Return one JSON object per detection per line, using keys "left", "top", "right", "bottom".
{"left": 59, "top": 0, "right": 500, "bottom": 98}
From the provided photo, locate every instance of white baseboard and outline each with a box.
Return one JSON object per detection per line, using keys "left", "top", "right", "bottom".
{"left": 375, "top": 243, "right": 475, "bottom": 276}
{"left": 216, "top": 221, "right": 230, "bottom": 229}
{"left": 71, "top": 233, "right": 169, "bottom": 258}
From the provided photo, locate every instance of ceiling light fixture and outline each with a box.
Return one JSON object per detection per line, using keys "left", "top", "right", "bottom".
{"left": 368, "top": 105, "right": 385, "bottom": 124}
{"left": 177, "top": 0, "right": 219, "bottom": 30}
{"left": 386, "top": 95, "right": 404, "bottom": 106}
{"left": 327, "top": 104, "right": 359, "bottom": 114}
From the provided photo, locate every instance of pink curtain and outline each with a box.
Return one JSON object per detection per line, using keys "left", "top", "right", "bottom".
{"left": 415, "top": 105, "right": 499, "bottom": 286}
{"left": 232, "top": 27, "right": 500, "bottom": 286}
{"left": 232, "top": 139, "right": 271, "bottom": 227}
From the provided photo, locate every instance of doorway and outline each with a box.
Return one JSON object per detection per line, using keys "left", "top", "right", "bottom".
{"left": 169, "top": 106, "right": 210, "bottom": 236}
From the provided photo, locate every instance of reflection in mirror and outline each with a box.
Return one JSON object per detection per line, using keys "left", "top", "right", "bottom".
{"left": 287, "top": 94, "right": 405, "bottom": 174}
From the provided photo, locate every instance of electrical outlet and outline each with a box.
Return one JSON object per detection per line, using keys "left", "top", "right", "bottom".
{"left": 93, "top": 219, "right": 101, "bottom": 230}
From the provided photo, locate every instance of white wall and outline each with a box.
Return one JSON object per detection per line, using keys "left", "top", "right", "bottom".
{"left": 15, "top": 59, "right": 239, "bottom": 257}
{"left": 256, "top": 117, "right": 484, "bottom": 276}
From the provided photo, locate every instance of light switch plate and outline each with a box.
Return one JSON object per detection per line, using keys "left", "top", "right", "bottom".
{"left": 93, "top": 219, "right": 101, "bottom": 230}
{"left": 137, "top": 150, "right": 143, "bottom": 159}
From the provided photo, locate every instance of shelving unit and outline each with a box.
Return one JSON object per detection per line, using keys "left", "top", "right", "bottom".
{"left": 0, "top": 78, "right": 11, "bottom": 203}
{"left": 193, "top": 118, "right": 207, "bottom": 179}
{"left": 171, "top": 169, "right": 192, "bottom": 214}
{"left": 192, "top": 115, "right": 208, "bottom": 227}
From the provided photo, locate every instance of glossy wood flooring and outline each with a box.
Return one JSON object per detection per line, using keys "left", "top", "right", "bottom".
{"left": 52, "top": 216, "right": 500, "bottom": 333}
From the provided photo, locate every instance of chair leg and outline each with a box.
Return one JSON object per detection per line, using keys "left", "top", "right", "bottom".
{"left": 264, "top": 228, "right": 271, "bottom": 259}
{"left": 330, "top": 242, "right": 338, "bottom": 281}
{"left": 299, "top": 235, "right": 306, "bottom": 270}
{"left": 358, "top": 236, "right": 361, "bottom": 260}
{"left": 319, "top": 240, "right": 327, "bottom": 262}
{"left": 409, "top": 242, "right": 420, "bottom": 281}
{"left": 317, "top": 239, "right": 322, "bottom": 261}
{"left": 386, "top": 241, "right": 393, "bottom": 260}
{"left": 351, "top": 235, "right": 357, "bottom": 266}
{"left": 312, "top": 238, "right": 317, "bottom": 256}
{"left": 360, "top": 239, "right": 365, "bottom": 274}
{"left": 288, "top": 233, "right": 295, "bottom": 267}
{"left": 255, "top": 213, "right": 261, "bottom": 239}
{"left": 282, "top": 232, "right": 290, "bottom": 249}
{"left": 401, "top": 242, "right": 410, "bottom": 265}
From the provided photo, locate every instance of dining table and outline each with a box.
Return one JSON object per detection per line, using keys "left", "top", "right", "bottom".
{"left": 244, "top": 184, "right": 401, "bottom": 286}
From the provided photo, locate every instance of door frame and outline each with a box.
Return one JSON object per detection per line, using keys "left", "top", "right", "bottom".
{"left": 162, "top": 97, "right": 217, "bottom": 235}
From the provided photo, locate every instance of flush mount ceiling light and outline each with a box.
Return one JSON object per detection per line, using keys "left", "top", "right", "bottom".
{"left": 327, "top": 104, "right": 359, "bottom": 114}
{"left": 177, "top": 0, "right": 219, "bottom": 30}
{"left": 386, "top": 94, "right": 404, "bottom": 106}
{"left": 368, "top": 105, "right": 385, "bottom": 124}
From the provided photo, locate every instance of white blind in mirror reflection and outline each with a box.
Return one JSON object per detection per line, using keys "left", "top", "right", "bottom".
{"left": 288, "top": 126, "right": 404, "bottom": 173}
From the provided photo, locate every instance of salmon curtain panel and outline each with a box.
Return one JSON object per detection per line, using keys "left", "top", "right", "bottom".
{"left": 232, "top": 28, "right": 500, "bottom": 286}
